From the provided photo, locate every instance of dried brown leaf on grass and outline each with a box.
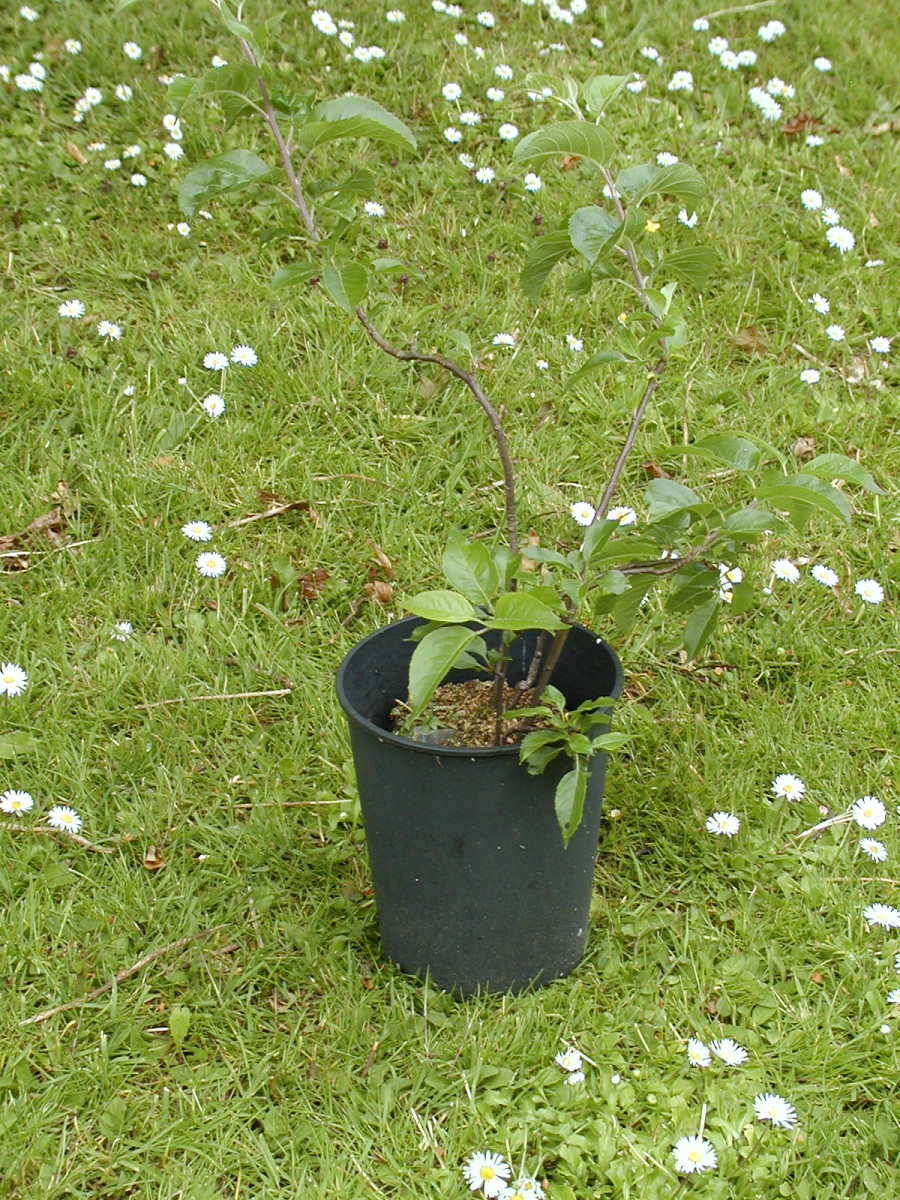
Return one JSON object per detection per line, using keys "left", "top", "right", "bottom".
{"left": 227, "top": 490, "right": 320, "bottom": 528}
{"left": 0, "top": 508, "right": 67, "bottom": 569}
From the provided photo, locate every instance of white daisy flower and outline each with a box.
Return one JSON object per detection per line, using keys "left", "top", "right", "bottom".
{"left": 821, "top": 207, "right": 841, "bottom": 226}
{"left": 677, "top": 209, "right": 698, "bottom": 227}
{"left": 800, "top": 368, "right": 821, "bottom": 384}
{"left": 708, "top": 37, "right": 729, "bottom": 55}
{"left": 672, "top": 1135, "right": 717, "bottom": 1175}
{"left": 474, "top": 167, "right": 495, "bottom": 184}
{"left": 495, "top": 64, "right": 513, "bottom": 81}
{"left": 1, "top": 789, "right": 34, "bottom": 814}
{"left": 854, "top": 578, "right": 884, "bottom": 605}
{"left": 806, "top": 134, "right": 824, "bottom": 146}
{"left": 58, "top": 299, "right": 85, "bottom": 318}
{"left": 862, "top": 903, "right": 900, "bottom": 930}
{"left": 164, "top": 142, "right": 184, "bottom": 160}
{"left": 705, "top": 811, "right": 740, "bottom": 837}
{"left": 825, "top": 324, "right": 845, "bottom": 342}
{"left": 202, "top": 393, "right": 225, "bottom": 418}
{"left": 826, "top": 226, "right": 855, "bottom": 252}
{"left": 813, "top": 56, "right": 832, "bottom": 72}
{"left": 498, "top": 123, "right": 519, "bottom": 141}
{"left": 459, "top": 110, "right": 481, "bottom": 126}
{"left": 771, "top": 773, "right": 806, "bottom": 801}
{"left": 693, "top": 17, "right": 710, "bottom": 31}
{"left": 123, "top": 41, "right": 142, "bottom": 60}
{"left": 444, "top": 127, "right": 462, "bottom": 143}
{"left": 203, "top": 351, "right": 229, "bottom": 371}
{"left": 565, "top": 333, "right": 583, "bottom": 352}
{"left": 115, "top": 84, "right": 133, "bottom": 102}
{"left": 754, "top": 1093, "right": 797, "bottom": 1128}
{"left": 859, "top": 838, "right": 888, "bottom": 862}
{"left": 65, "top": 39, "right": 82, "bottom": 53}
{"left": 362, "top": 200, "right": 385, "bottom": 217}
{"left": 492, "top": 332, "right": 515, "bottom": 347}
{"left": 486, "top": 87, "right": 505, "bottom": 102}
{"left": 47, "top": 805, "right": 83, "bottom": 835}
{"left": 196, "top": 552, "right": 227, "bottom": 578}
{"left": 811, "top": 564, "right": 838, "bottom": 587}
{"left": 808, "top": 292, "right": 830, "bottom": 314}
{"left": 686, "top": 1037, "right": 711, "bottom": 1067}
{"left": 851, "top": 796, "right": 886, "bottom": 830}
{"left": 442, "top": 82, "right": 462, "bottom": 101}
{"left": 736, "top": 49, "right": 757, "bottom": 67}
{"left": 570, "top": 502, "right": 595, "bottom": 527}
{"left": 555, "top": 1046, "right": 583, "bottom": 1072}
{"left": 523, "top": 172, "right": 542, "bottom": 192}
{"left": 606, "top": 506, "right": 636, "bottom": 526}
{"left": 462, "top": 1150, "right": 511, "bottom": 1197}
{"left": 211, "top": 55, "right": 228, "bottom": 67}
{"left": 800, "top": 189, "right": 823, "bottom": 210}
{"left": 887, "top": 989, "right": 900, "bottom": 1005}
{"left": 130, "top": 173, "right": 147, "bottom": 187}
{"left": 869, "top": 336, "right": 891, "bottom": 354}
{"left": 104, "top": 159, "right": 122, "bottom": 171}
{"left": 182, "top": 521, "right": 214, "bottom": 542}
{"left": 667, "top": 70, "right": 694, "bottom": 92}
{"left": 656, "top": 151, "right": 679, "bottom": 166}
{"left": 772, "top": 559, "right": 800, "bottom": 582}
{"left": 176, "top": 222, "right": 191, "bottom": 237}
{"left": 710, "top": 1037, "right": 748, "bottom": 1065}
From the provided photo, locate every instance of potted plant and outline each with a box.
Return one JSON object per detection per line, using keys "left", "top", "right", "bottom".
{"left": 177, "top": 4, "right": 879, "bottom": 993}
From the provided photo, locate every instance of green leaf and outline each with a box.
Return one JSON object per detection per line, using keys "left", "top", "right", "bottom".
{"left": 321, "top": 262, "right": 367, "bottom": 314}
{"left": 645, "top": 478, "right": 703, "bottom": 519}
{"left": 555, "top": 763, "right": 588, "bottom": 848}
{"left": 801, "top": 453, "right": 885, "bottom": 494}
{"left": 721, "top": 508, "right": 784, "bottom": 537}
{"left": 663, "top": 245, "right": 717, "bottom": 290}
{"left": 634, "top": 163, "right": 706, "bottom": 207}
{"left": 581, "top": 75, "right": 631, "bottom": 115}
{"left": 271, "top": 262, "right": 320, "bottom": 290}
{"left": 441, "top": 533, "right": 499, "bottom": 605}
{"left": 97, "top": 1096, "right": 128, "bottom": 1142}
{"left": 592, "top": 732, "right": 629, "bottom": 752}
{"left": 299, "top": 95, "right": 417, "bottom": 151}
{"left": 169, "top": 64, "right": 262, "bottom": 126}
{"left": 404, "top": 589, "right": 478, "bottom": 623}
{"left": 512, "top": 121, "right": 615, "bottom": 169}
{"left": 0, "top": 731, "right": 36, "bottom": 759}
{"left": 169, "top": 1004, "right": 191, "bottom": 1050}
{"left": 595, "top": 568, "right": 629, "bottom": 594}
{"left": 218, "top": 0, "right": 266, "bottom": 63}
{"left": 683, "top": 600, "right": 719, "bottom": 660}
{"left": 520, "top": 229, "right": 573, "bottom": 302}
{"left": 666, "top": 564, "right": 719, "bottom": 613}
{"left": 614, "top": 164, "right": 657, "bottom": 201}
{"left": 565, "top": 349, "right": 630, "bottom": 389}
{"left": 579, "top": 517, "right": 616, "bottom": 566}
{"left": 408, "top": 626, "right": 482, "bottom": 721}
{"left": 727, "top": 580, "right": 755, "bottom": 615}
{"left": 668, "top": 434, "right": 761, "bottom": 472}
{"left": 568, "top": 206, "right": 624, "bottom": 266}
{"left": 593, "top": 580, "right": 652, "bottom": 635}
{"left": 178, "top": 150, "right": 276, "bottom": 219}
{"left": 519, "top": 730, "right": 566, "bottom": 775}
{"left": 487, "top": 592, "right": 566, "bottom": 633}
{"left": 759, "top": 476, "right": 851, "bottom": 531}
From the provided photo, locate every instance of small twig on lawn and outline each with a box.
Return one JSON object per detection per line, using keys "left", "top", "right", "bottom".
{"left": 19, "top": 926, "right": 224, "bottom": 1026}
{"left": 1, "top": 823, "right": 116, "bottom": 854}
{"left": 794, "top": 811, "right": 854, "bottom": 841}
{"left": 226, "top": 500, "right": 319, "bottom": 529}
{"left": 702, "top": 0, "right": 775, "bottom": 18}
{"left": 136, "top": 688, "right": 292, "bottom": 710}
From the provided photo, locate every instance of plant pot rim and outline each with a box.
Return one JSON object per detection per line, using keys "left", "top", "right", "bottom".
{"left": 336, "top": 615, "right": 622, "bottom": 760}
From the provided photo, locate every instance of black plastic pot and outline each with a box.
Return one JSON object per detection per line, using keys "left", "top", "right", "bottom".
{"left": 335, "top": 617, "right": 623, "bottom": 996}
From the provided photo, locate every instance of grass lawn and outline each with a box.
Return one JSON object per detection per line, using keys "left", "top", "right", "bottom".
{"left": 1, "top": 0, "right": 898, "bottom": 1196}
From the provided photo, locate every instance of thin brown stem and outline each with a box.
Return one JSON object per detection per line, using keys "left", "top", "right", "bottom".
{"left": 20, "top": 927, "right": 224, "bottom": 1025}
{"left": 592, "top": 355, "right": 667, "bottom": 520}
{"left": 237, "top": 37, "right": 319, "bottom": 242}
{"left": 355, "top": 306, "right": 519, "bottom": 554}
